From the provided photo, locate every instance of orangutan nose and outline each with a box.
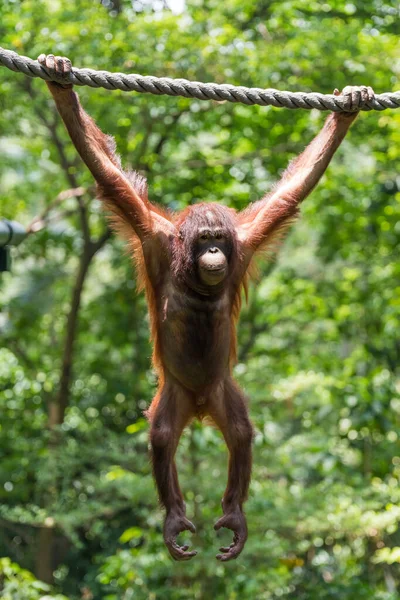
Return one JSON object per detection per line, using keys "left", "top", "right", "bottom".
{"left": 209, "top": 247, "right": 219, "bottom": 253}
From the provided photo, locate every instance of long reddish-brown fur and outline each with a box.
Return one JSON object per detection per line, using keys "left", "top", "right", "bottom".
{"left": 41, "top": 52, "right": 366, "bottom": 562}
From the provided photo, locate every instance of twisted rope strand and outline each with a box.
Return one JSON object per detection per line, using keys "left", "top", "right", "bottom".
{"left": 1, "top": 46, "right": 400, "bottom": 111}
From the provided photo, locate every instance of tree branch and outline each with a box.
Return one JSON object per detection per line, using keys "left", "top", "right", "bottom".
{"left": 27, "top": 186, "right": 88, "bottom": 234}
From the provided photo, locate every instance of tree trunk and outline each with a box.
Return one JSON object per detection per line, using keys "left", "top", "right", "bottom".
{"left": 35, "top": 232, "right": 110, "bottom": 584}
{"left": 36, "top": 526, "right": 55, "bottom": 584}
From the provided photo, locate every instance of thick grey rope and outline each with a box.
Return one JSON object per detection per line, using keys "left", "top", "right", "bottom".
{"left": 1, "top": 46, "right": 400, "bottom": 111}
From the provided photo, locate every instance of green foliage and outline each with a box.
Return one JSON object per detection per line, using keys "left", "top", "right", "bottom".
{"left": 0, "top": 557, "right": 68, "bottom": 600}
{"left": 1, "top": 0, "right": 400, "bottom": 598}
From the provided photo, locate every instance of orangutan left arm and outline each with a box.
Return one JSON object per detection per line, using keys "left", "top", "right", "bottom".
{"left": 237, "top": 86, "right": 374, "bottom": 253}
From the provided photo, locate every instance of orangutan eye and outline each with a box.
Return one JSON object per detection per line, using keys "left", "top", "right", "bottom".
{"left": 200, "top": 234, "right": 208, "bottom": 241}
{"left": 215, "top": 232, "right": 223, "bottom": 240}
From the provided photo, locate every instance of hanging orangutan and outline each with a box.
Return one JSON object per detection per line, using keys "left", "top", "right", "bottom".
{"left": 38, "top": 53, "right": 374, "bottom": 562}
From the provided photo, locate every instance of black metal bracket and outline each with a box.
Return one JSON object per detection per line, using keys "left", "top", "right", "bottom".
{"left": 0, "top": 219, "right": 27, "bottom": 272}
{"left": 0, "top": 247, "right": 11, "bottom": 271}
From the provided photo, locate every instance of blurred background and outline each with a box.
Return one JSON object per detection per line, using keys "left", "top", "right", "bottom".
{"left": 1, "top": 1, "right": 400, "bottom": 598}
